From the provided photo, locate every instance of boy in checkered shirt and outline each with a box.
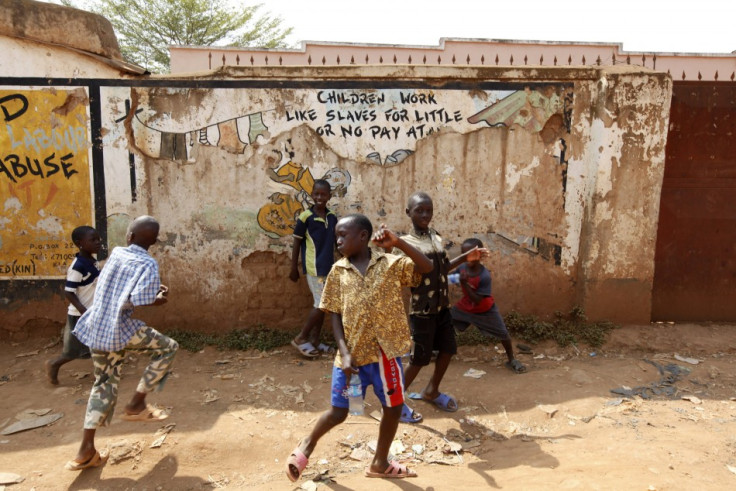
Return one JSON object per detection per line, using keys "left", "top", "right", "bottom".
{"left": 65, "top": 216, "right": 178, "bottom": 471}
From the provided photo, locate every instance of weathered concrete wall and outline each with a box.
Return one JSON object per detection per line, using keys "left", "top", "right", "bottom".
{"left": 575, "top": 68, "right": 672, "bottom": 322}
{"left": 1, "top": 58, "right": 672, "bottom": 338}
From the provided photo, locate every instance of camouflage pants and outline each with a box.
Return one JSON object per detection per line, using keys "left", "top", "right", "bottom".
{"left": 83, "top": 326, "right": 178, "bottom": 429}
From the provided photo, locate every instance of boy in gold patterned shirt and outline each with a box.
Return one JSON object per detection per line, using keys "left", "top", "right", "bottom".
{"left": 285, "top": 213, "right": 432, "bottom": 481}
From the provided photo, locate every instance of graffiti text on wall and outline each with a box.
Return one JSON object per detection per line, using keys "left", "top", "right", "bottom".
{"left": 298, "top": 90, "right": 462, "bottom": 143}
{"left": 0, "top": 89, "right": 92, "bottom": 278}
{"left": 132, "top": 86, "right": 571, "bottom": 168}
{"left": 126, "top": 85, "right": 572, "bottom": 243}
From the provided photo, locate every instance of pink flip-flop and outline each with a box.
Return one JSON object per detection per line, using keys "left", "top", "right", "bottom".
{"left": 365, "top": 460, "right": 417, "bottom": 478}
{"left": 285, "top": 446, "right": 309, "bottom": 482}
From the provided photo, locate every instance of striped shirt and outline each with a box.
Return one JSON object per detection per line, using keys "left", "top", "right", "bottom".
{"left": 293, "top": 207, "right": 337, "bottom": 277}
{"left": 65, "top": 254, "right": 100, "bottom": 316}
{"left": 73, "top": 244, "right": 160, "bottom": 351}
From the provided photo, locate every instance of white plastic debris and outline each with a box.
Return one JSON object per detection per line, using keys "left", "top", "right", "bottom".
{"left": 463, "top": 368, "right": 486, "bottom": 379}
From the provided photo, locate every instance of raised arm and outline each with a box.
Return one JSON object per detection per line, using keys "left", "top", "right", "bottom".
{"left": 449, "top": 246, "right": 490, "bottom": 270}
{"left": 372, "top": 224, "right": 433, "bottom": 273}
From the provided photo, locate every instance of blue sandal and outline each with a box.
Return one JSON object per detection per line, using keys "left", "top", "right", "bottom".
{"left": 409, "top": 392, "right": 458, "bottom": 412}
{"left": 399, "top": 403, "right": 422, "bottom": 424}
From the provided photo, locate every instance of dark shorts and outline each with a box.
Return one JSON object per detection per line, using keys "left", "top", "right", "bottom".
{"left": 62, "top": 315, "right": 91, "bottom": 359}
{"left": 410, "top": 308, "right": 457, "bottom": 366}
{"left": 451, "top": 304, "right": 510, "bottom": 341}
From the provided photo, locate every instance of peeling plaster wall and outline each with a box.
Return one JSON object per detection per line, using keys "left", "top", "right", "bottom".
{"left": 576, "top": 68, "right": 672, "bottom": 322}
{"left": 1, "top": 63, "right": 672, "bottom": 337}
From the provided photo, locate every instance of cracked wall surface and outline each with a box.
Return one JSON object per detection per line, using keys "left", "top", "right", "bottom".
{"left": 1, "top": 63, "right": 672, "bottom": 336}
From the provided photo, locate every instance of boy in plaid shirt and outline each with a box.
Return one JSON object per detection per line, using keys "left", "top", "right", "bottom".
{"left": 65, "top": 216, "right": 178, "bottom": 471}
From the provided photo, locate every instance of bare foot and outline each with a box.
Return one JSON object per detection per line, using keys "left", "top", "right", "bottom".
{"left": 45, "top": 359, "right": 59, "bottom": 385}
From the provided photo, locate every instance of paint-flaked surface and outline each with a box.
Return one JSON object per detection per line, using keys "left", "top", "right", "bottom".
{"left": 1, "top": 63, "right": 673, "bottom": 334}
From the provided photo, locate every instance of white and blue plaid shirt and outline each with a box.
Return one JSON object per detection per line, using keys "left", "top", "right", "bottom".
{"left": 73, "top": 244, "right": 160, "bottom": 351}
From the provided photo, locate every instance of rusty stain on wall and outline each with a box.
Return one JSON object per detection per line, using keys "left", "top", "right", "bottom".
{"left": 1, "top": 64, "right": 674, "bottom": 335}
{"left": 114, "top": 81, "right": 575, "bottom": 331}
{"left": 575, "top": 70, "right": 672, "bottom": 322}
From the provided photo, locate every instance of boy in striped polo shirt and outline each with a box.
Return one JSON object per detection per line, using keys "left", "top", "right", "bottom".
{"left": 45, "top": 225, "right": 101, "bottom": 385}
{"left": 289, "top": 179, "right": 338, "bottom": 358}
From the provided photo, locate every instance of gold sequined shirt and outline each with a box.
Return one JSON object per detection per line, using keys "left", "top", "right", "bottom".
{"left": 320, "top": 249, "right": 422, "bottom": 367}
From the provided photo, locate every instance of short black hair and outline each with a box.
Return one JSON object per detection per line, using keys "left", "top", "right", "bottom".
{"left": 407, "top": 191, "right": 432, "bottom": 208}
{"left": 313, "top": 179, "right": 331, "bottom": 192}
{"left": 71, "top": 225, "right": 95, "bottom": 244}
{"left": 462, "top": 237, "right": 484, "bottom": 250}
{"left": 340, "top": 213, "right": 373, "bottom": 236}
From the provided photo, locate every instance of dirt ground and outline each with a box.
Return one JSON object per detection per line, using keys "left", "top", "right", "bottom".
{"left": 1, "top": 323, "right": 736, "bottom": 490}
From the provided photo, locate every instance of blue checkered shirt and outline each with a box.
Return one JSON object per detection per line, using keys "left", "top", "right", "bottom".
{"left": 73, "top": 244, "right": 160, "bottom": 351}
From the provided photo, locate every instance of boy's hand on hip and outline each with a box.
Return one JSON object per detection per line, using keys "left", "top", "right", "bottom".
{"left": 289, "top": 267, "right": 300, "bottom": 282}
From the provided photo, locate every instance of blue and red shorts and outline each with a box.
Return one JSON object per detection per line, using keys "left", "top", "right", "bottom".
{"left": 331, "top": 348, "right": 405, "bottom": 409}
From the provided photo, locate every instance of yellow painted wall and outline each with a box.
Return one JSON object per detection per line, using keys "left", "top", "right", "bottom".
{"left": 0, "top": 88, "right": 92, "bottom": 278}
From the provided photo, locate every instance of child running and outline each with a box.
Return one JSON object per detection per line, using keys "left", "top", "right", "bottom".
{"left": 65, "top": 216, "right": 178, "bottom": 471}
{"left": 286, "top": 214, "right": 432, "bottom": 481}
{"left": 451, "top": 238, "right": 526, "bottom": 373}
{"left": 398, "top": 191, "right": 487, "bottom": 418}
{"left": 289, "top": 179, "right": 337, "bottom": 358}
{"left": 46, "top": 225, "right": 101, "bottom": 385}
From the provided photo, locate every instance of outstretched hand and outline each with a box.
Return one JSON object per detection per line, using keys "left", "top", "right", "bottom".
{"left": 465, "top": 246, "right": 490, "bottom": 262}
{"left": 371, "top": 224, "right": 399, "bottom": 250}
